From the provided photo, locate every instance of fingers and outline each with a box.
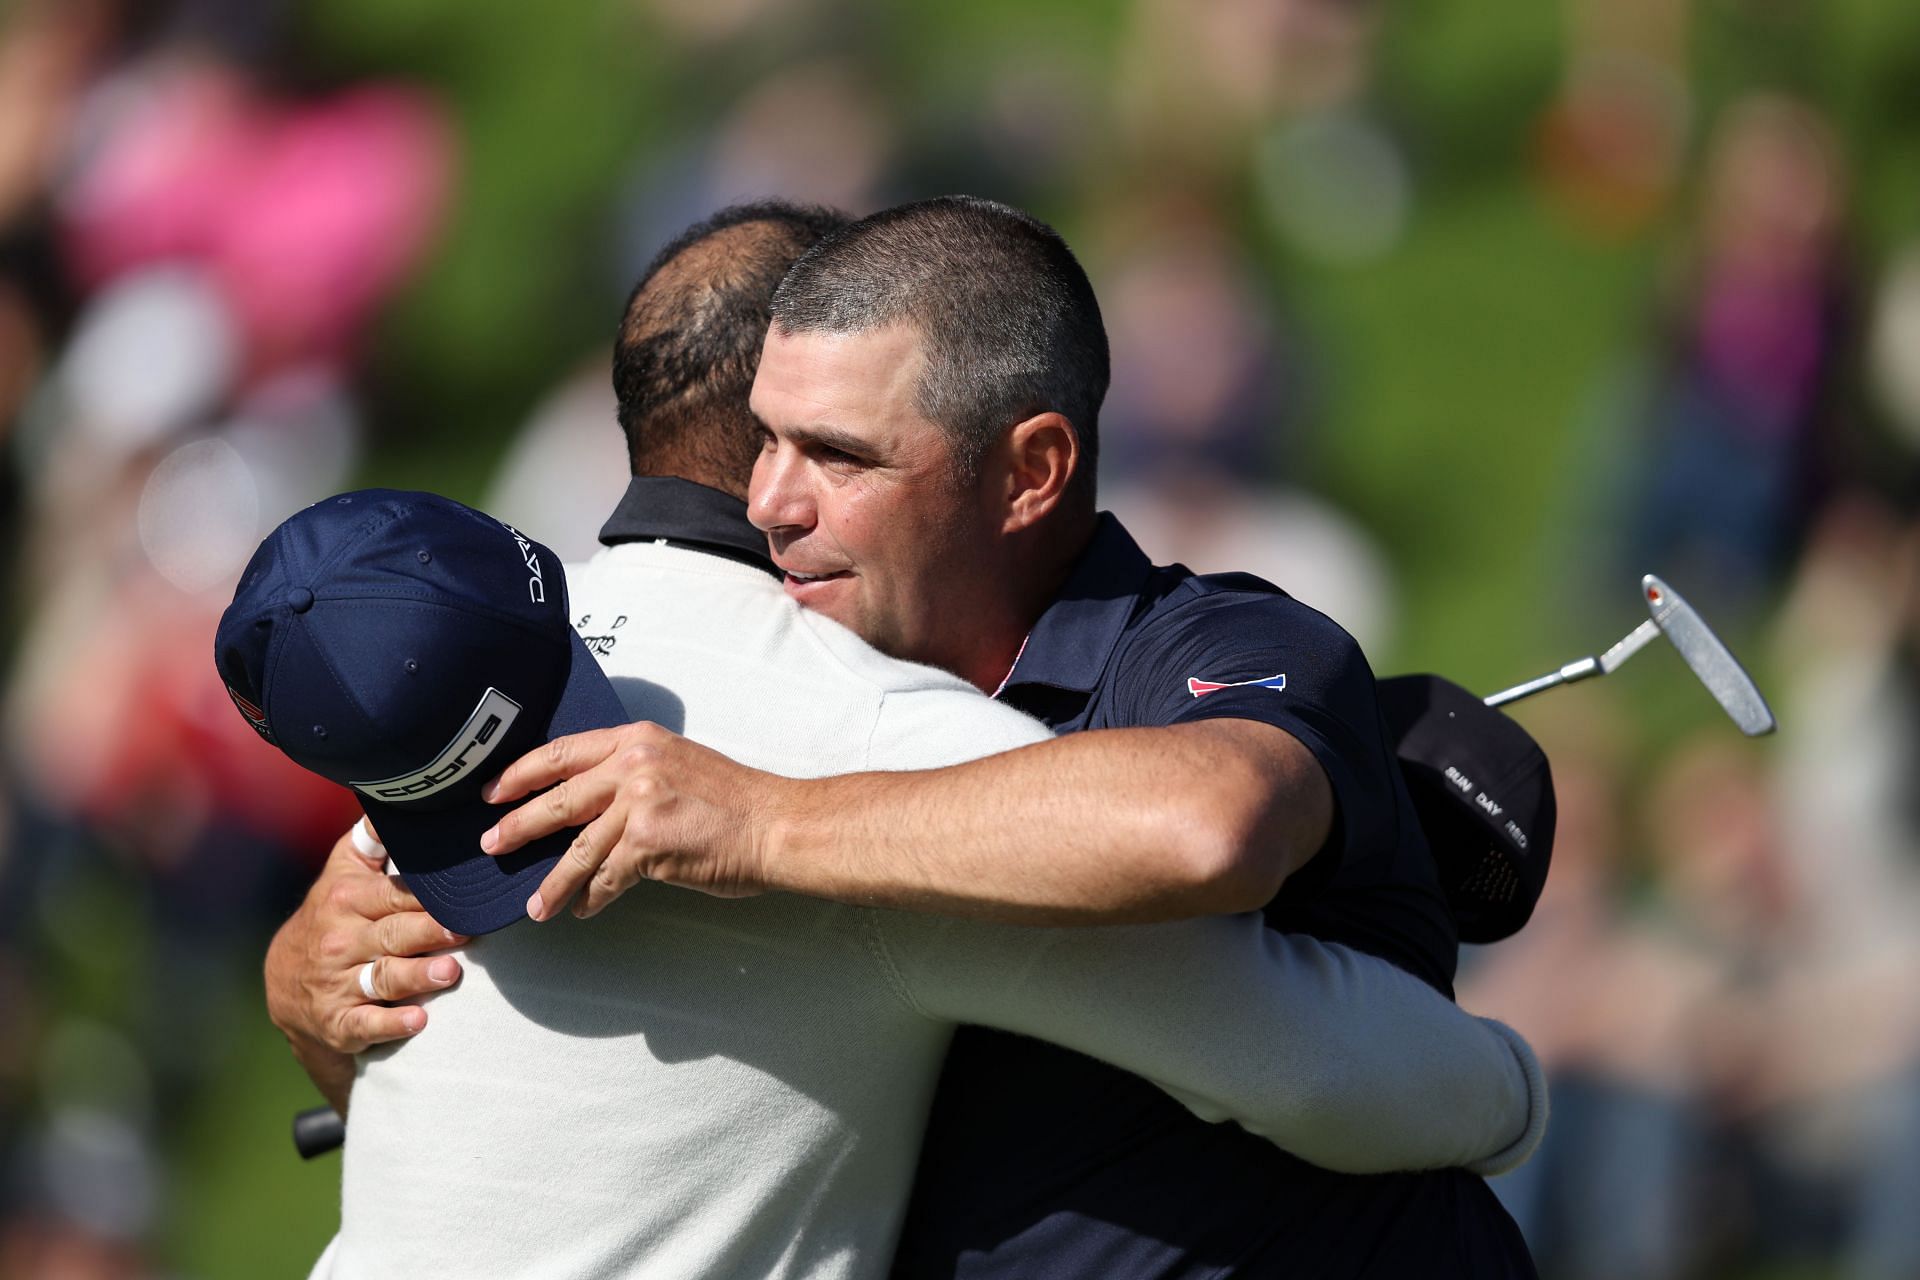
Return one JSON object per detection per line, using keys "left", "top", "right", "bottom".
{"left": 326, "top": 866, "right": 430, "bottom": 926}
{"left": 281, "top": 831, "right": 471, "bottom": 1057}
{"left": 333, "top": 1001, "right": 429, "bottom": 1053}
{"left": 363, "top": 954, "right": 462, "bottom": 1004}
{"left": 365, "top": 871, "right": 436, "bottom": 925}
{"left": 377, "top": 909, "right": 467, "bottom": 959}
{"left": 316, "top": 937, "right": 459, "bottom": 1053}
{"left": 576, "top": 836, "right": 652, "bottom": 919}
{"left": 482, "top": 766, "right": 619, "bottom": 857}
{"left": 529, "top": 808, "right": 624, "bottom": 922}
{"left": 482, "top": 726, "right": 629, "bottom": 806}
{"left": 330, "top": 836, "right": 464, "bottom": 950}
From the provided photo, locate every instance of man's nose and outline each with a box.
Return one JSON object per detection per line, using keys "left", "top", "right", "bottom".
{"left": 748, "top": 447, "right": 812, "bottom": 534}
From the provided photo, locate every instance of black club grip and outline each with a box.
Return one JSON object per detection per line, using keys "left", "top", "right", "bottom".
{"left": 293, "top": 1105, "right": 345, "bottom": 1159}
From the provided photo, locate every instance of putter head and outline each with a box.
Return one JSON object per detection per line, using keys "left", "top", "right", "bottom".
{"left": 1641, "top": 575, "right": 1776, "bottom": 736}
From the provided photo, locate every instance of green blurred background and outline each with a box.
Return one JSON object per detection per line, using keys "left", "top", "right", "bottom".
{"left": 2, "top": 0, "right": 1918, "bottom": 1275}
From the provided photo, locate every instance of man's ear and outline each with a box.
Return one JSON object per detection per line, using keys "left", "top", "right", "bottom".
{"left": 998, "top": 412, "right": 1079, "bottom": 534}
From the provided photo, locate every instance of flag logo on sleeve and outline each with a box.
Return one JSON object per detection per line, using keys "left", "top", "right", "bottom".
{"left": 1187, "top": 673, "right": 1287, "bottom": 698}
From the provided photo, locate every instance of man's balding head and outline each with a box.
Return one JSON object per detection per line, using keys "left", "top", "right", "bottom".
{"left": 614, "top": 201, "right": 849, "bottom": 497}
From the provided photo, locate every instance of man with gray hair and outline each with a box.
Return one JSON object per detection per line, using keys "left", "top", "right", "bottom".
{"left": 266, "top": 199, "right": 1543, "bottom": 1280}
{"left": 485, "top": 196, "right": 1541, "bottom": 1277}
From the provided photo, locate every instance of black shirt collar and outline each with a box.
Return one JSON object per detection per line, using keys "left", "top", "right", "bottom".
{"left": 597, "top": 476, "right": 778, "bottom": 577}
{"left": 1000, "top": 513, "right": 1155, "bottom": 695}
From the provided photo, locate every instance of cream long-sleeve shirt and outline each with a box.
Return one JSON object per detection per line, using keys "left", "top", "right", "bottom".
{"left": 312, "top": 539, "right": 1543, "bottom": 1280}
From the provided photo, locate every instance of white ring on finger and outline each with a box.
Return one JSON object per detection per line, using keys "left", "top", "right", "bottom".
{"left": 358, "top": 961, "right": 379, "bottom": 1002}
{"left": 350, "top": 818, "right": 386, "bottom": 863}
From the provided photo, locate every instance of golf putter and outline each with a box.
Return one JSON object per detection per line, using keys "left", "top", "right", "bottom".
{"left": 1483, "top": 575, "right": 1775, "bottom": 736}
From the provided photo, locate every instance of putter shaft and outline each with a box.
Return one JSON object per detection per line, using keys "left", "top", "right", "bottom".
{"left": 1483, "top": 657, "right": 1600, "bottom": 707}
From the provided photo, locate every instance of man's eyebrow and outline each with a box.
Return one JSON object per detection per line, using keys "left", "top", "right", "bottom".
{"left": 781, "top": 422, "right": 877, "bottom": 458}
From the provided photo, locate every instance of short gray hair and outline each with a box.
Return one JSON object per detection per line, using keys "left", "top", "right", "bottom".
{"left": 769, "top": 196, "right": 1107, "bottom": 497}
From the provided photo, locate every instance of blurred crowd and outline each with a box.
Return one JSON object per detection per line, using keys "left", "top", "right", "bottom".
{"left": 0, "top": 0, "right": 1914, "bottom": 1276}
{"left": 1463, "top": 496, "right": 1920, "bottom": 1278}
{"left": 0, "top": 2, "right": 451, "bottom": 1274}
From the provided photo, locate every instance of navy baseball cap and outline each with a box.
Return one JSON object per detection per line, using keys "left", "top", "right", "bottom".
{"left": 1377, "top": 674, "right": 1556, "bottom": 944}
{"left": 214, "top": 489, "right": 628, "bottom": 934}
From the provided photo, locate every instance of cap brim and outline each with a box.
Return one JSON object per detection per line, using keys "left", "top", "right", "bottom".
{"left": 373, "top": 628, "right": 629, "bottom": 935}
{"left": 1379, "top": 673, "right": 1556, "bottom": 944}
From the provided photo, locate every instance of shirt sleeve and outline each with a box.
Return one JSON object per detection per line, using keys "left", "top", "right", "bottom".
{"left": 865, "top": 906, "right": 1546, "bottom": 1176}
{"left": 1118, "top": 590, "right": 1410, "bottom": 878}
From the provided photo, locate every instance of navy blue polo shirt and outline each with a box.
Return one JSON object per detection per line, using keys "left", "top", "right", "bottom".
{"left": 890, "top": 515, "right": 1534, "bottom": 1280}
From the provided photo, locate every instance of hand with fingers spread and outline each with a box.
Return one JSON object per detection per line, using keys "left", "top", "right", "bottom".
{"left": 479, "top": 721, "right": 790, "bottom": 922}
{"left": 265, "top": 819, "right": 468, "bottom": 1113}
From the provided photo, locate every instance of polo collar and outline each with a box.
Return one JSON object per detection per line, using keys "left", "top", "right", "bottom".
{"left": 1000, "top": 513, "right": 1153, "bottom": 694}
{"left": 597, "top": 477, "right": 778, "bottom": 577}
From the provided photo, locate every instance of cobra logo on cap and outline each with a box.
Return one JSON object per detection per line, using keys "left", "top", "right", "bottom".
{"left": 349, "top": 687, "right": 522, "bottom": 803}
